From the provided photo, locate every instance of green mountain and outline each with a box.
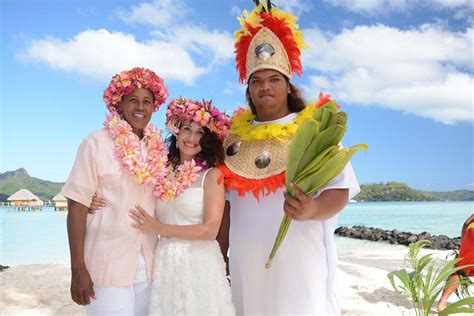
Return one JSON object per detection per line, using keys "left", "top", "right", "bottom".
{"left": 425, "top": 190, "right": 474, "bottom": 201}
{"left": 1, "top": 169, "right": 472, "bottom": 202}
{"left": 356, "top": 182, "right": 439, "bottom": 202}
{"left": 356, "top": 182, "right": 474, "bottom": 201}
{"left": 0, "top": 168, "right": 64, "bottom": 202}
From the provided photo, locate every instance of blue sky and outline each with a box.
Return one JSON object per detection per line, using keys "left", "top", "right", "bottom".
{"left": 1, "top": 0, "right": 473, "bottom": 191}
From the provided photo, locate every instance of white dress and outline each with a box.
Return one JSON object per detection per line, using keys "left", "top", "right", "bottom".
{"left": 228, "top": 113, "right": 361, "bottom": 315}
{"left": 149, "top": 168, "right": 235, "bottom": 316}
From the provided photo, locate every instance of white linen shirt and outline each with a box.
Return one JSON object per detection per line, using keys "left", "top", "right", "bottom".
{"left": 62, "top": 129, "right": 157, "bottom": 286}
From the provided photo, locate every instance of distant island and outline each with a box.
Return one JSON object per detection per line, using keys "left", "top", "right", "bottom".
{"left": 355, "top": 182, "right": 474, "bottom": 202}
{"left": 0, "top": 168, "right": 64, "bottom": 202}
{"left": 0, "top": 169, "right": 473, "bottom": 202}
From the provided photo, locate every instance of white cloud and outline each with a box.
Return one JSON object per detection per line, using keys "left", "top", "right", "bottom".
{"left": 326, "top": 0, "right": 409, "bottom": 14}
{"left": 19, "top": 29, "right": 208, "bottom": 84}
{"left": 302, "top": 24, "right": 474, "bottom": 124}
{"left": 223, "top": 81, "right": 246, "bottom": 95}
{"left": 19, "top": 1, "right": 234, "bottom": 85}
{"left": 223, "top": 81, "right": 234, "bottom": 95}
{"left": 432, "top": 0, "right": 474, "bottom": 9}
{"left": 169, "top": 26, "right": 234, "bottom": 64}
{"left": 437, "top": 0, "right": 474, "bottom": 22}
{"left": 277, "top": 0, "right": 313, "bottom": 15}
{"left": 326, "top": 0, "right": 473, "bottom": 14}
{"left": 115, "top": 0, "right": 189, "bottom": 27}
{"left": 230, "top": 6, "right": 242, "bottom": 17}
{"left": 75, "top": 7, "right": 97, "bottom": 17}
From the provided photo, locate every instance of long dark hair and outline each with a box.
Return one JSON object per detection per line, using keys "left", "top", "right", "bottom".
{"left": 166, "top": 124, "right": 225, "bottom": 169}
{"left": 246, "top": 80, "right": 306, "bottom": 115}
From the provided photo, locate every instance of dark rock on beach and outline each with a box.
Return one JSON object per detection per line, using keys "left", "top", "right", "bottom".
{"left": 335, "top": 226, "right": 461, "bottom": 250}
{"left": 0, "top": 265, "right": 10, "bottom": 271}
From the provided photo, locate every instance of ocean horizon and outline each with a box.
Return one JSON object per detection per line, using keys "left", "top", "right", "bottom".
{"left": 1, "top": 201, "right": 472, "bottom": 266}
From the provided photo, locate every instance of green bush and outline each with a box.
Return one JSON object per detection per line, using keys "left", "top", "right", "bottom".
{"left": 387, "top": 240, "right": 474, "bottom": 315}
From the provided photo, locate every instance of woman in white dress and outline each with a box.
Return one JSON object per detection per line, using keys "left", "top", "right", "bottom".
{"left": 128, "top": 97, "right": 235, "bottom": 315}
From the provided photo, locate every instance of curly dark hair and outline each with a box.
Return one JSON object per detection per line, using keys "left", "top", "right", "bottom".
{"left": 166, "top": 124, "right": 225, "bottom": 169}
{"left": 246, "top": 79, "right": 306, "bottom": 115}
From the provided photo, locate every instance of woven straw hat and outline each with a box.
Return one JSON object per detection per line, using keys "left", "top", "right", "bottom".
{"left": 234, "top": 4, "right": 307, "bottom": 84}
{"left": 246, "top": 27, "right": 291, "bottom": 82}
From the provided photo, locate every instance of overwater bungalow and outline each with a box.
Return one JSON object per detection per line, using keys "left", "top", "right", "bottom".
{"left": 52, "top": 192, "right": 67, "bottom": 211}
{"left": 7, "top": 189, "right": 43, "bottom": 211}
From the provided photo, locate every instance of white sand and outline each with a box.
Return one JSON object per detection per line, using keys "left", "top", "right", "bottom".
{"left": 337, "top": 242, "right": 425, "bottom": 315}
{"left": 0, "top": 264, "right": 83, "bottom": 316}
{"left": 0, "top": 240, "right": 463, "bottom": 315}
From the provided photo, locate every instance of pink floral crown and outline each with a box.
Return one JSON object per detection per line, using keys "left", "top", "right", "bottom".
{"left": 166, "top": 97, "right": 231, "bottom": 142}
{"left": 103, "top": 67, "right": 168, "bottom": 113}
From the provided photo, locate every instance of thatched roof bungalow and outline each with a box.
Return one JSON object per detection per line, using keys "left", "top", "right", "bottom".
{"left": 7, "top": 189, "right": 43, "bottom": 211}
{"left": 53, "top": 192, "right": 67, "bottom": 211}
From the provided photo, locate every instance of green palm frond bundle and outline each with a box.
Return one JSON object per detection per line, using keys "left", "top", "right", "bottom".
{"left": 265, "top": 100, "right": 368, "bottom": 268}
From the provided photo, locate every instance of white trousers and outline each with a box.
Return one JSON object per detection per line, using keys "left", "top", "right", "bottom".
{"left": 86, "top": 251, "right": 151, "bottom": 316}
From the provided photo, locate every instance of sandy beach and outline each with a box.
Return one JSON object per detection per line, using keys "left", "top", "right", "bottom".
{"left": 0, "top": 240, "right": 464, "bottom": 315}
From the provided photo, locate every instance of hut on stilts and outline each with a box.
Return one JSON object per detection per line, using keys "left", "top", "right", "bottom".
{"left": 52, "top": 192, "right": 67, "bottom": 211}
{"left": 7, "top": 189, "right": 43, "bottom": 211}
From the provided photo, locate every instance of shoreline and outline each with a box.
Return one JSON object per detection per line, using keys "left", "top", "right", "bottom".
{"left": 1, "top": 239, "right": 464, "bottom": 315}
{"left": 336, "top": 225, "right": 461, "bottom": 250}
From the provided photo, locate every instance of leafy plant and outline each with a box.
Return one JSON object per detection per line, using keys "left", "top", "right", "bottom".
{"left": 446, "top": 250, "right": 473, "bottom": 300}
{"left": 388, "top": 240, "right": 474, "bottom": 315}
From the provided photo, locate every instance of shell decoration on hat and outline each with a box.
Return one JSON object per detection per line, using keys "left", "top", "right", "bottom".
{"left": 218, "top": 2, "right": 313, "bottom": 200}
{"left": 234, "top": 2, "right": 308, "bottom": 83}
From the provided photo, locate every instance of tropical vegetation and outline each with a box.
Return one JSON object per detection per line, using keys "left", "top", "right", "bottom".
{"left": 388, "top": 240, "right": 474, "bottom": 315}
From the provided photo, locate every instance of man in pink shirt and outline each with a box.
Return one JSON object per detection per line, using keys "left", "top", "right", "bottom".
{"left": 63, "top": 67, "right": 168, "bottom": 315}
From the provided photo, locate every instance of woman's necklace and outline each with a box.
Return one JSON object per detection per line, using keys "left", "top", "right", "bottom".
{"left": 155, "top": 159, "right": 204, "bottom": 201}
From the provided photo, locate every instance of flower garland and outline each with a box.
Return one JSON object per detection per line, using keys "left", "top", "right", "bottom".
{"left": 219, "top": 93, "right": 338, "bottom": 199}
{"left": 104, "top": 112, "right": 169, "bottom": 186}
{"left": 104, "top": 112, "right": 205, "bottom": 200}
{"left": 229, "top": 93, "right": 337, "bottom": 142}
{"left": 166, "top": 97, "right": 231, "bottom": 142}
{"left": 103, "top": 67, "right": 168, "bottom": 113}
{"left": 155, "top": 160, "right": 204, "bottom": 201}
{"left": 229, "top": 104, "right": 312, "bottom": 142}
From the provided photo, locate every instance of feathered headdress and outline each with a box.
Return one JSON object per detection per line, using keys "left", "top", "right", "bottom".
{"left": 234, "top": 2, "right": 308, "bottom": 83}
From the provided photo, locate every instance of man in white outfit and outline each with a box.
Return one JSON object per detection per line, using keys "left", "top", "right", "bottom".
{"left": 217, "top": 3, "right": 360, "bottom": 315}
{"left": 63, "top": 68, "right": 168, "bottom": 315}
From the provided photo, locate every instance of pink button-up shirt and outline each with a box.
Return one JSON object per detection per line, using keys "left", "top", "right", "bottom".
{"left": 62, "top": 129, "right": 157, "bottom": 286}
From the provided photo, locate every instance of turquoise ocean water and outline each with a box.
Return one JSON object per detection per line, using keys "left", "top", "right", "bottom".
{"left": 1, "top": 201, "right": 472, "bottom": 265}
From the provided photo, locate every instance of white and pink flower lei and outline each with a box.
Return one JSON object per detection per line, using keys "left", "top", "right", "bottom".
{"left": 104, "top": 112, "right": 204, "bottom": 200}
{"left": 166, "top": 97, "right": 231, "bottom": 141}
{"left": 155, "top": 159, "right": 205, "bottom": 201}
{"left": 104, "top": 111, "right": 169, "bottom": 186}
